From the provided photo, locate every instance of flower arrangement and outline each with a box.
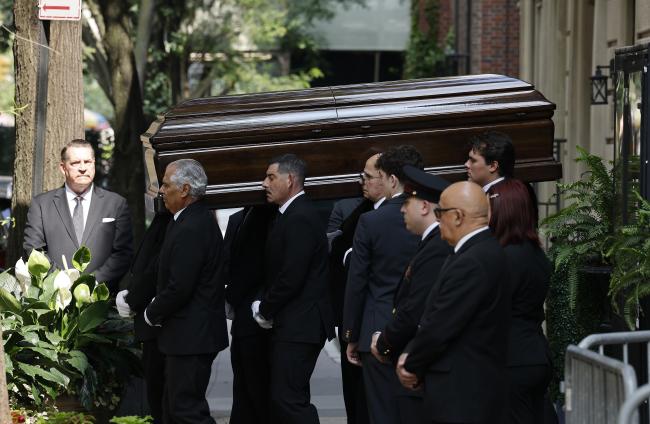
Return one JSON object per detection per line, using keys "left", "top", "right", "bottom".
{"left": 0, "top": 247, "right": 140, "bottom": 412}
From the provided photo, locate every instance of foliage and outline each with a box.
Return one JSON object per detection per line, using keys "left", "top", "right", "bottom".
{"left": 541, "top": 145, "right": 615, "bottom": 309}
{"left": 1, "top": 248, "right": 140, "bottom": 412}
{"left": 109, "top": 416, "right": 153, "bottom": 424}
{"left": 606, "top": 191, "right": 650, "bottom": 329}
{"left": 35, "top": 411, "right": 95, "bottom": 423}
{"left": 541, "top": 146, "right": 617, "bottom": 402}
{"left": 403, "top": 0, "right": 447, "bottom": 79}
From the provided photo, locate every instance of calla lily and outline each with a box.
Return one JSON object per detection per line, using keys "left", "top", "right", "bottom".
{"left": 73, "top": 284, "right": 91, "bottom": 307}
{"left": 64, "top": 268, "right": 80, "bottom": 284}
{"left": 14, "top": 258, "right": 31, "bottom": 297}
{"left": 55, "top": 288, "right": 72, "bottom": 311}
{"left": 53, "top": 271, "right": 73, "bottom": 291}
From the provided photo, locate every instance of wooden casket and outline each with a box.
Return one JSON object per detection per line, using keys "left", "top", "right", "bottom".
{"left": 141, "top": 74, "right": 561, "bottom": 208}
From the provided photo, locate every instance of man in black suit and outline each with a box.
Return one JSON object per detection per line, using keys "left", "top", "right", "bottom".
{"left": 397, "top": 181, "right": 510, "bottom": 424}
{"left": 342, "top": 145, "right": 423, "bottom": 424}
{"left": 144, "top": 159, "right": 229, "bottom": 424}
{"left": 464, "top": 130, "right": 514, "bottom": 192}
{"left": 115, "top": 201, "right": 172, "bottom": 424}
{"left": 370, "top": 165, "right": 451, "bottom": 424}
{"left": 253, "top": 154, "right": 335, "bottom": 424}
{"left": 329, "top": 151, "right": 385, "bottom": 424}
{"left": 223, "top": 205, "right": 275, "bottom": 424}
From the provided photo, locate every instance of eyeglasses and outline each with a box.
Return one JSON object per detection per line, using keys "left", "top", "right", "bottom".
{"left": 359, "top": 172, "right": 380, "bottom": 182}
{"left": 433, "top": 207, "right": 459, "bottom": 219}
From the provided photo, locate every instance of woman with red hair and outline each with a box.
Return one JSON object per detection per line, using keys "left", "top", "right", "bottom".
{"left": 488, "top": 179, "right": 554, "bottom": 424}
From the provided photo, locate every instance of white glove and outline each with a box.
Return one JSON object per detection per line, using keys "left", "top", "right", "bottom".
{"left": 251, "top": 300, "right": 273, "bottom": 329}
{"left": 225, "top": 301, "right": 235, "bottom": 320}
{"left": 116, "top": 290, "right": 134, "bottom": 318}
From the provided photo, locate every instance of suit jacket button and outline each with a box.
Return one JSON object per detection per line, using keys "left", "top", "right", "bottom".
{"left": 392, "top": 308, "right": 396, "bottom": 315}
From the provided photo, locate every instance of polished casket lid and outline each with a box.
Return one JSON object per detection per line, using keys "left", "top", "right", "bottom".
{"left": 142, "top": 74, "right": 560, "bottom": 208}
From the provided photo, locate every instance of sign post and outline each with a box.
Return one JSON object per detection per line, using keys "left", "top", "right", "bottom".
{"left": 38, "top": 0, "right": 82, "bottom": 21}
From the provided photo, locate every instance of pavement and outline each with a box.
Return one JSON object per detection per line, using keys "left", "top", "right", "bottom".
{"left": 206, "top": 328, "right": 347, "bottom": 423}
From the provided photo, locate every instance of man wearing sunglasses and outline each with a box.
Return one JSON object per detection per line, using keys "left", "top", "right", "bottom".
{"left": 396, "top": 181, "right": 510, "bottom": 424}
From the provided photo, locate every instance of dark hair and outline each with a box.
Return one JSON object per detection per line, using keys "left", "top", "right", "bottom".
{"left": 467, "top": 131, "right": 515, "bottom": 178}
{"left": 488, "top": 179, "right": 540, "bottom": 247}
{"left": 60, "top": 139, "right": 94, "bottom": 162}
{"left": 375, "top": 145, "right": 424, "bottom": 183}
{"left": 270, "top": 153, "right": 307, "bottom": 186}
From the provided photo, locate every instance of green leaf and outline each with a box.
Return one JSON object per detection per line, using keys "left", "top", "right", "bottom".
{"left": 22, "top": 331, "right": 39, "bottom": 345}
{"left": 78, "top": 302, "right": 109, "bottom": 333}
{"left": 44, "top": 331, "right": 63, "bottom": 346}
{"left": 92, "top": 283, "right": 110, "bottom": 302}
{"left": 16, "top": 362, "right": 68, "bottom": 386}
{"left": 65, "top": 350, "right": 89, "bottom": 374}
{"left": 24, "top": 346, "right": 58, "bottom": 361}
{"left": 0, "top": 287, "right": 22, "bottom": 314}
{"left": 27, "top": 250, "right": 51, "bottom": 279}
{"left": 73, "top": 246, "right": 92, "bottom": 273}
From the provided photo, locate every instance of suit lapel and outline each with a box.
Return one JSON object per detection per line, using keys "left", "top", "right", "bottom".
{"left": 81, "top": 186, "right": 104, "bottom": 245}
{"left": 53, "top": 187, "right": 79, "bottom": 248}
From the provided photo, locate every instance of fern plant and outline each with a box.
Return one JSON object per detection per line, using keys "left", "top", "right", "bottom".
{"left": 541, "top": 145, "right": 615, "bottom": 309}
{"left": 606, "top": 191, "right": 650, "bottom": 329}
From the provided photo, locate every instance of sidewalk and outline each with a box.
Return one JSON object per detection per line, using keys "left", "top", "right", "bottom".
{"left": 206, "top": 334, "right": 346, "bottom": 422}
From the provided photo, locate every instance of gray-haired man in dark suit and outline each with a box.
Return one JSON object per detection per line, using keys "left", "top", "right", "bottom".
{"left": 23, "top": 139, "right": 133, "bottom": 293}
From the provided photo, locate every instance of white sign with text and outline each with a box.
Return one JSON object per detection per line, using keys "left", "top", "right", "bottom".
{"left": 39, "top": 0, "right": 82, "bottom": 21}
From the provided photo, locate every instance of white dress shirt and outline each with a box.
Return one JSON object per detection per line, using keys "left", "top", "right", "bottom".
{"left": 279, "top": 190, "right": 305, "bottom": 214}
{"left": 482, "top": 177, "right": 505, "bottom": 192}
{"left": 454, "top": 226, "right": 489, "bottom": 253}
{"left": 421, "top": 222, "right": 439, "bottom": 241}
{"left": 65, "top": 183, "right": 93, "bottom": 227}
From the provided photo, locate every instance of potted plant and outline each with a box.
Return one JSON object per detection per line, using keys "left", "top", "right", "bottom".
{"left": 0, "top": 247, "right": 140, "bottom": 415}
{"left": 541, "top": 146, "right": 617, "bottom": 402}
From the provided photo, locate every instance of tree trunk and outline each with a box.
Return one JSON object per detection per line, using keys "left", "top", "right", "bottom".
{"left": 9, "top": 2, "right": 84, "bottom": 265}
{"left": 134, "top": 0, "right": 156, "bottom": 95}
{"left": 98, "top": 0, "right": 146, "bottom": 245}
{"left": 0, "top": 329, "right": 10, "bottom": 423}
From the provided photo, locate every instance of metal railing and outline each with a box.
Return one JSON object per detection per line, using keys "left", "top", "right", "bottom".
{"left": 565, "top": 345, "right": 637, "bottom": 424}
{"left": 564, "top": 330, "right": 650, "bottom": 424}
{"left": 619, "top": 384, "right": 650, "bottom": 424}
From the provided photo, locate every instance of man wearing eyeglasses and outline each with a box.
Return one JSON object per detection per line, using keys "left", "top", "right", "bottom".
{"left": 396, "top": 181, "right": 510, "bottom": 424}
{"left": 328, "top": 150, "right": 384, "bottom": 424}
{"left": 342, "top": 145, "right": 423, "bottom": 424}
{"left": 23, "top": 139, "right": 133, "bottom": 294}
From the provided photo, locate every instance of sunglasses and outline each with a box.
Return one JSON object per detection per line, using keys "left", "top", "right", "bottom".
{"left": 433, "top": 207, "right": 459, "bottom": 219}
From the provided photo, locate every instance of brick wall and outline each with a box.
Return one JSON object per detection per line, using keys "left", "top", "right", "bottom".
{"left": 479, "top": 0, "right": 519, "bottom": 76}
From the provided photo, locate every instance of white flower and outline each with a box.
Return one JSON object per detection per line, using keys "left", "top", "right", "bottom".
{"left": 53, "top": 270, "right": 73, "bottom": 291}
{"left": 14, "top": 257, "right": 31, "bottom": 297}
{"left": 55, "top": 288, "right": 72, "bottom": 311}
{"left": 64, "top": 268, "right": 80, "bottom": 283}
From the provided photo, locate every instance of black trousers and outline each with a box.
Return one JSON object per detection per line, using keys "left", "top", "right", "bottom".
{"left": 230, "top": 334, "right": 272, "bottom": 424}
{"left": 507, "top": 364, "right": 553, "bottom": 424}
{"left": 142, "top": 339, "right": 165, "bottom": 424}
{"left": 360, "top": 352, "right": 400, "bottom": 424}
{"left": 339, "top": 334, "right": 370, "bottom": 424}
{"left": 397, "top": 392, "right": 426, "bottom": 424}
{"left": 163, "top": 353, "right": 217, "bottom": 424}
{"left": 269, "top": 341, "right": 322, "bottom": 424}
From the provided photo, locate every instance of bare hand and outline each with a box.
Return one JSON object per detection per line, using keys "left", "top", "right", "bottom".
{"left": 346, "top": 342, "right": 362, "bottom": 367}
{"left": 370, "top": 332, "right": 390, "bottom": 364}
{"left": 396, "top": 353, "right": 419, "bottom": 390}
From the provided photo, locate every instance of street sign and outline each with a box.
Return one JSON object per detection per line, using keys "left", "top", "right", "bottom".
{"left": 38, "top": 0, "right": 82, "bottom": 21}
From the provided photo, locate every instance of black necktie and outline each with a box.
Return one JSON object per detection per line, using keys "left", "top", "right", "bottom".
{"left": 72, "top": 196, "right": 84, "bottom": 244}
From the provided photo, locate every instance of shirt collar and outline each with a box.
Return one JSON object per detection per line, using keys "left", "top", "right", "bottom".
{"left": 173, "top": 207, "right": 186, "bottom": 221}
{"left": 391, "top": 192, "right": 404, "bottom": 199}
{"left": 279, "top": 190, "right": 305, "bottom": 214}
{"left": 373, "top": 197, "right": 386, "bottom": 209}
{"left": 454, "top": 226, "right": 489, "bottom": 253}
{"left": 65, "top": 183, "right": 93, "bottom": 201}
{"left": 422, "top": 221, "right": 439, "bottom": 241}
{"left": 482, "top": 177, "right": 505, "bottom": 192}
